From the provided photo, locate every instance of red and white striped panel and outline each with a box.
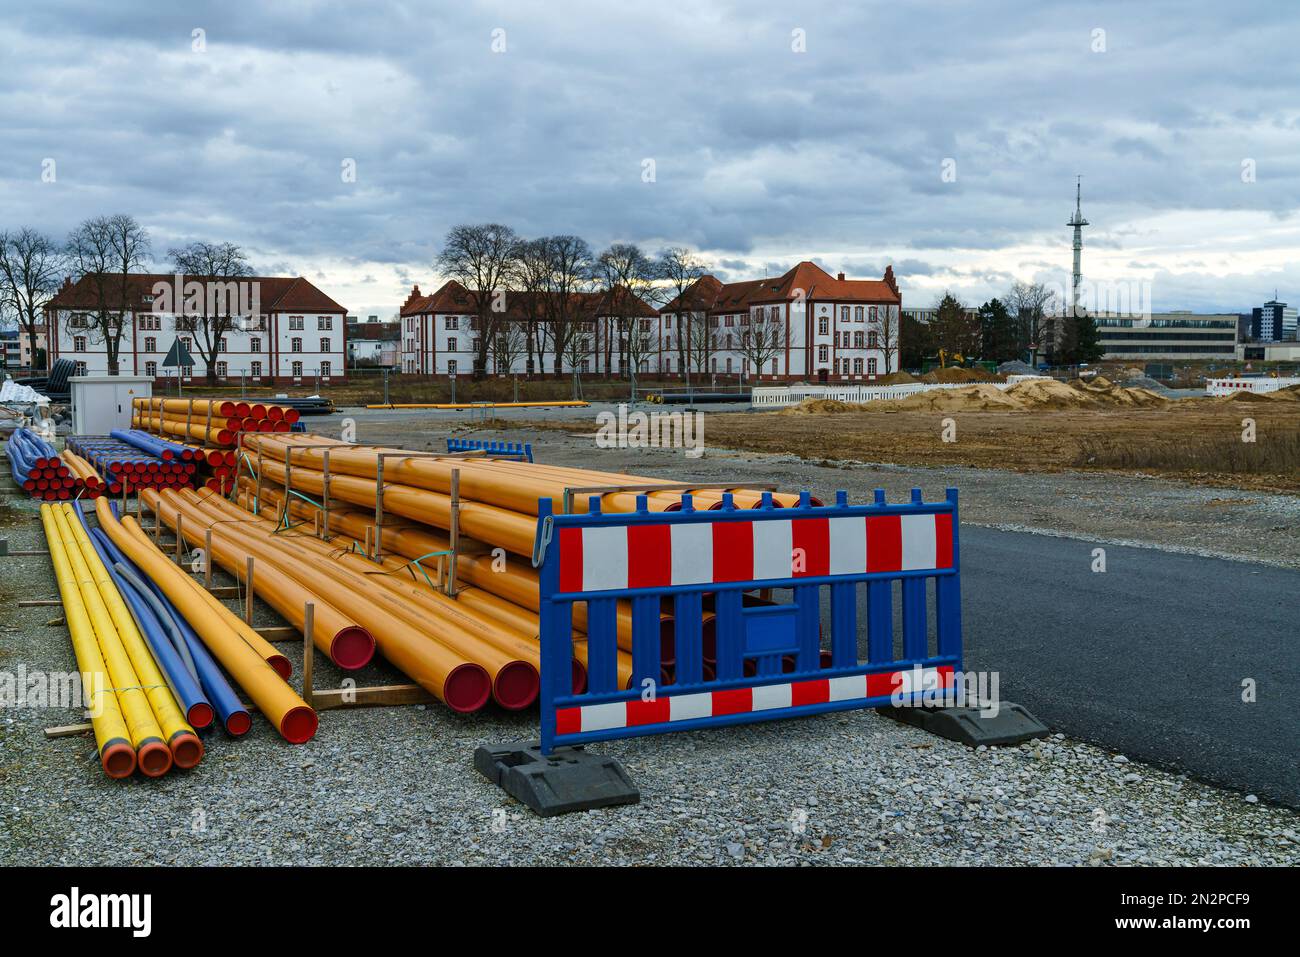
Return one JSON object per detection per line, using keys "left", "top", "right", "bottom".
{"left": 558, "top": 511, "right": 953, "bottom": 592}
{"left": 556, "top": 666, "right": 956, "bottom": 735}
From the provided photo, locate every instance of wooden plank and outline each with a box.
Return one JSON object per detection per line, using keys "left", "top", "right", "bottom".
{"left": 206, "top": 586, "right": 240, "bottom": 598}
{"left": 45, "top": 723, "right": 92, "bottom": 739}
{"left": 312, "top": 684, "right": 433, "bottom": 711}
{"left": 19, "top": 600, "right": 61, "bottom": 607}
{"left": 257, "top": 625, "right": 300, "bottom": 642}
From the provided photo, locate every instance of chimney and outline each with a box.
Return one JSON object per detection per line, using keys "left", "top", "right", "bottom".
{"left": 836, "top": 272, "right": 845, "bottom": 281}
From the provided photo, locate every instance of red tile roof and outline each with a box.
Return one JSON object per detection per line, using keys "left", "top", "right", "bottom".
{"left": 400, "top": 281, "right": 657, "bottom": 320}
{"left": 46, "top": 273, "right": 348, "bottom": 314}
{"left": 660, "top": 261, "right": 900, "bottom": 314}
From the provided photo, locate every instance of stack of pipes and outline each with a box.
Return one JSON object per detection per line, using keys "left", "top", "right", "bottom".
{"left": 131, "top": 398, "right": 300, "bottom": 450}
{"left": 138, "top": 434, "right": 815, "bottom": 715}
{"left": 3, "top": 428, "right": 102, "bottom": 500}
{"left": 66, "top": 436, "right": 197, "bottom": 492}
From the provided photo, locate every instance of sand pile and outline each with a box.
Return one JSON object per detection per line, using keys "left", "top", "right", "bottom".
{"left": 997, "top": 360, "right": 1036, "bottom": 375}
{"left": 780, "top": 378, "right": 1174, "bottom": 414}
{"left": 877, "top": 370, "right": 917, "bottom": 384}
{"left": 921, "top": 367, "right": 1002, "bottom": 384}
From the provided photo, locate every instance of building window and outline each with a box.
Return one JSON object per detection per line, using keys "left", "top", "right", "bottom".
{"left": 840, "top": 306, "right": 849, "bottom": 322}
{"left": 818, "top": 317, "right": 829, "bottom": 335}
{"left": 74, "top": 361, "right": 87, "bottom": 375}
{"left": 724, "top": 315, "right": 734, "bottom": 327}
{"left": 854, "top": 331, "right": 864, "bottom": 348}
{"left": 181, "top": 365, "right": 193, "bottom": 377}
{"left": 855, "top": 306, "right": 864, "bottom": 321}
{"left": 216, "top": 361, "right": 227, "bottom": 377}
{"left": 868, "top": 357, "right": 878, "bottom": 374}
{"left": 292, "top": 361, "right": 303, "bottom": 377}
{"left": 818, "top": 344, "right": 829, "bottom": 362}
{"left": 854, "top": 357, "right": 863, "bottom": 374}
{"left": 868, "top": 331, "right": 879, "bottom": 349}
{"left": 74, "top": 336, "right": 86, "bottom": 352}
{"left": 664, "top": 316, "right": 672, "bottom": 329}
{"left": 251, "top": 361, "right": 262, "bottom": 377}
{"left": 447, "top": 337, "right": 457, "bottom": 352}
{"left": 447, "top": 359, "right": 457, "bottom": 375}
{"left": 726, "top": 357, "right": 733, "bottom": 373}
{"left": 181, "top": 337, "right": 192, "bottom": 351}
{"left": 320, "top": 361, "right": 331, "bottom": 377}
{"left": 771, "top": 359, "right": 779, "bottom": 375}
{"left": 289, "top": 316, "right": 304, "bottom": 330}
{"left": 291, "top": 337, "right": 302, "bottom": 353}
{"left": 770, "top": 306, "right": 780, "bottom": 321}
{"left": 870, "top": 306, "right": 879, "bottom": 321}
{"left": 250, "top": 337, "right": 261, "bottom": 353}
{"left": 581, "top": 358, "right": 590, "bottom": 373}
{"left": 145, "top": 361, "right": 157, "bottom": 377}
{"left": 472, "top": 338, "right": 481, "bottom": 355}
{"left": 319, "top": 337, "right": 330, "bottom": 352}
{"left": 318, "top": 316, "right": 333, "bottom": 330}
{"left": 219, "top": 337, "right": 228, "bottom": 352}
{"left": 445, "top": 316, "right": 458, "bottom": 330}
{"left": 144, "top": 336, "right": 156, "bottom": 352}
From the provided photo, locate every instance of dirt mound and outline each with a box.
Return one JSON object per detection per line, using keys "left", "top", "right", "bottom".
{"left": 876, "top": 370, "right": 917, "bottom": 384}
{"left": 779, "top": 379, "right": 1174, "bottom": 415}
{"left": 997, "top": 360, "right": 1036, "bottom": 375}
{"left": 921, "top": 366, "right": 1002, "bottom": 384}
{"left": 778, "top": 397, "right": 857, "bottom": 414}
{"left": 1215, "top": 390, "right": 1274, "bottom": 403}
{"left": 1089, "top": 375, "right": 1113, "bottom": 388}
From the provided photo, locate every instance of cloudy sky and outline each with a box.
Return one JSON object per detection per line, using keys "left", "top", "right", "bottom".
{"left": 3, "top": 0, "right": 1299, "bottom": 319}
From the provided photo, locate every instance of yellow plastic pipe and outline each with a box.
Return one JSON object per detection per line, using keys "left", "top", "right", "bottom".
{"left": 61, "top": 504, "right": 203, "bottom": 769}
{"left": 49, "top": 504, "right": 173, "bottom": 776}
{"left": 93, "top": 496, "right": 317, "bottom": 743}
{"left": 40, "top": 505, "right": 136, "bottom": 778}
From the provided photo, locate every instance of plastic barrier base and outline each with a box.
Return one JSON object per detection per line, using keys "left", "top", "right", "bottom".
{"left": 474, "top": 741, "right": 640, "bottom": 817}
{"left": 877, "top": 701, "right": 1049, "bottom": 747}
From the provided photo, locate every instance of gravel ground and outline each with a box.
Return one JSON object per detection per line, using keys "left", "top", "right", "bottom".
{"left": 1, "top": 416, "right": 1297, "bottom": 866}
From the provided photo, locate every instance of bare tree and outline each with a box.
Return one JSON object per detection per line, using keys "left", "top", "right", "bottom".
{"left": 873, "top": 303, "right": 900, "bottom": 375}
{"left": 168, "top": 241, "right": 253, "bottom": 384}
{"left": 653, "top": 246, "right": 708, "bottom": 381}
{"left": 490, "top": 321, "right": 526, "bottom": 375}
{"left": 537, "top": 235, "right": 593, "bottom": 379}
{"left": 510, "top": 237, "right": 552, "bottom": 375}
{"left": 689, "top": 313, "right": 720, "bottom": 377}
{"left": 1005, "top": 280, "right": 1059, "bottom": 366}
{"left": 435, "top": 224, "right": 519, "bottom": 379}
{"left": 594, "top": 243, "right": 657, "bottom": 390}
{"left": 65, "top": 214, "right": 151, "bottom": 376}
{"left": 737, "top": 307, "right": 783, "bottom": 380}
{"left": 0, "top": 228, "right": 63, "bottom": 372}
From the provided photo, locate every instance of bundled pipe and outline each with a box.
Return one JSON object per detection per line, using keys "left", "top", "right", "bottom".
{"left": 139, "top": 488, "right": 376, "bottom": 671}
{"left": 92, "top": 496, "right": 317, "bottom": 743}
{"left": 110, "top": 429, "right": 198, "bottom": 462}
{"left": 90, "top": 524, "right": 250, "bottom": 736}
{"left": 39, "top": 505, "right": 137, "bottom": 778}
{"left": 71, "top": 507, "right": 214, "bottom": 732}
{"left": 149, "top": 488, "right": 500, "bottom": 712}
{"left": 59, "top": 503, "right": 204, "bottom": 770}
{"left": 6, "top": 428, "right": 78, "bottom": 499}
{"left": 47, "top": 504, "right": 175, "bottom": 776}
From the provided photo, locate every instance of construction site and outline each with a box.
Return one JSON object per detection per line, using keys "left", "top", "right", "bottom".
{"left": 1, "top": 371, "right": 1297, "bottom": 868}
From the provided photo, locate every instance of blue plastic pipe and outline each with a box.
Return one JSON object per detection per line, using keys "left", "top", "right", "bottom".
{"left": 90, "top": 524, "right": 251, "bottom": 736}
{"left": 73, "top": 507, "right": 213, "bottom": 729}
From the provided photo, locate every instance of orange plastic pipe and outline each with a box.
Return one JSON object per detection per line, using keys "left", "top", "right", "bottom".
{"left": 168, "top": 491, "right": 495, "bottom": 712}
{"left": 143, "top": 488, "right": 375, "bottom": 670}
{"left": 93, "top": 497, "right": 317, "bottom": 743}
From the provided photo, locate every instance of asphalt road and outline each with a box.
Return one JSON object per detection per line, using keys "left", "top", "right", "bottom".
{"left": 957, "top": 526, "right": 1298, "bottom": 806}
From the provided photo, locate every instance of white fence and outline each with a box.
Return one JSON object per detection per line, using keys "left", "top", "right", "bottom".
{"left": 751, "top": 381, "right": 1017, "bottom": 408}
{"left": 1205, "top": 377, "right": 1300, "bottom": 396}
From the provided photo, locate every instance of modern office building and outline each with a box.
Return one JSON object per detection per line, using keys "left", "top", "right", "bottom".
{"left": 1094, "top": 312, "right": 1239, "bottom": 359}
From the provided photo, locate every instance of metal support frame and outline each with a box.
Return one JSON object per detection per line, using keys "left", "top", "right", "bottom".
{"left": 370, "top": 450, "right": 445, "bottom": 563}
{"left": 560, "top": 481, "right": 779, "bottom": 515}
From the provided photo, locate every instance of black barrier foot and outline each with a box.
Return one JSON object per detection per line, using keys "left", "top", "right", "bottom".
{"left": 877, "top": 702, "right": 1049, "bottom": 747}
{"left": 474, "top": 741, "right": 640, "bottom": 817}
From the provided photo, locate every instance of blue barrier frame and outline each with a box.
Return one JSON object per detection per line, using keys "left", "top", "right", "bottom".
{"left": 534, "top": 487, "right": 962, "bottom": 754}
{"left": 446, "top": 438, "right": 533, "bottom": 462}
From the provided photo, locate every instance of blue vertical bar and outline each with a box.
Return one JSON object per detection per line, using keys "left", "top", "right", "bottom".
{"left": 794, "top": 583, "right": 820, "bottom": 670}
{"left": 867, "top": 580, "right": 893, "bottom": 663}
{"left": 901, "top": 577, "right": 927, "bottom": 660}
{"left": 673, "top": 591, "right": 703, "bottom": 684}
{"left": 536, "top": 499, "right": 568, "bottom": 755}
{"left": 830, "top": 581, "right": 856, "bottom": 667}
{"left": 714, "top": 589, "right": 744, "bottom": 680}
{"left": 587, "top": 598, "right": 618, "bottom": 692}
{"left": 631, "top": 594, "right": 661, "bottom": 689}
